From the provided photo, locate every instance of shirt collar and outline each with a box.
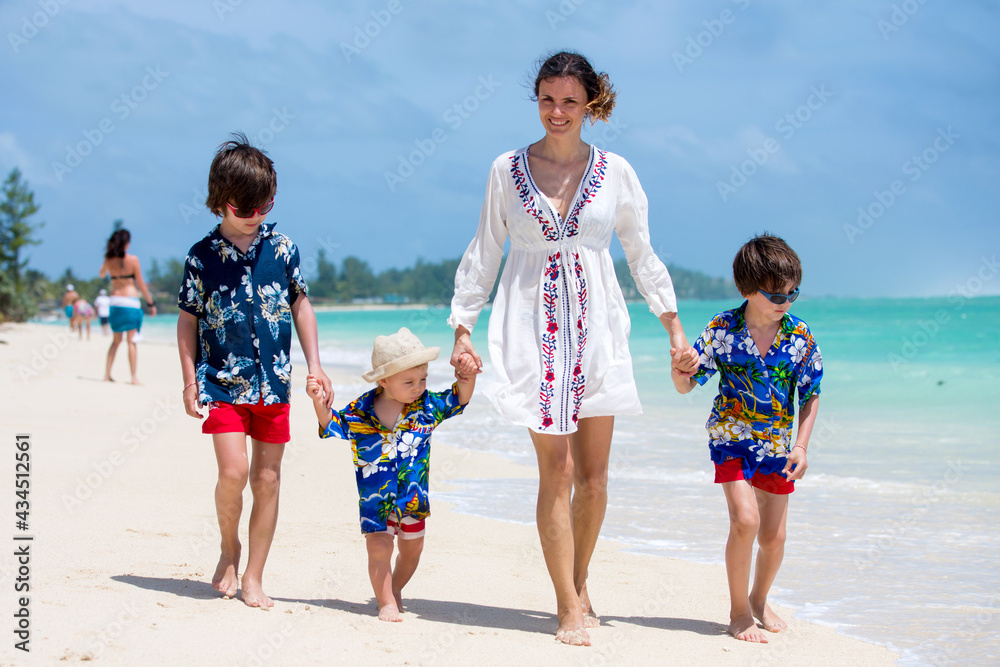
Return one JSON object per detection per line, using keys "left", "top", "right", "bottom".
{"left": 208, "top": 221, "right": 276, "bottom": 256}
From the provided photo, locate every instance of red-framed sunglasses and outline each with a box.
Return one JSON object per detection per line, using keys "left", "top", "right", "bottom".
{"left": 227, "top": 199, "right": 275, "bottom": 218}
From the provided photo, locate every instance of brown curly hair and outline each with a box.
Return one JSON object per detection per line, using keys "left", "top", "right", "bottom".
{"left": 531, "top": 51, "right": 616, "bottom": 123}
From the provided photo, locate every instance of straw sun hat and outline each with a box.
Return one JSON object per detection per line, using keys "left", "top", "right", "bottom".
{"left": 362, "top": 327, "right": 440, "bottom": 383}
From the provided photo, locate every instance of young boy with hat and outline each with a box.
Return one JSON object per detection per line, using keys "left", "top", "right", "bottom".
{"left": 307, "top": 327, "right": 477, "bottom": 621}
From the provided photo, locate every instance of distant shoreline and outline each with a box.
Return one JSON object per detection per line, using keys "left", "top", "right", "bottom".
{"left": 311, "top": 303, "right": 438, "bottom": 313}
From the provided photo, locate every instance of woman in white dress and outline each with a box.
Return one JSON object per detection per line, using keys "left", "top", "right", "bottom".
{"left": 449, "top": 52, "right": 699, "bottom": 646}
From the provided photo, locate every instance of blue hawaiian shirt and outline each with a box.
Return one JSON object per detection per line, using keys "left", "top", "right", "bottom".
{"left": 177, "top": 222, "right": 307, "bottom": 406}
{"left": 320, "top": 385, "right": 465, "bottom": 534}
{"left": 691, "top": 302, "right": 823, "bottom": 469}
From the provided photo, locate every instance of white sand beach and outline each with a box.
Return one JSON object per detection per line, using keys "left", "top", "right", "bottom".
{"left": 0, "top": 322, "right": 898, "bottom": 666}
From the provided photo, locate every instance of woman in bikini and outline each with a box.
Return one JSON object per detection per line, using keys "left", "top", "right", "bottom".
{"left": 99, "top": 228, "right": 157, "bottom": 384}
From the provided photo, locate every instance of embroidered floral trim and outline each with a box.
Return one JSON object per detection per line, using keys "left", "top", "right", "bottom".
{"left": 563, "top": 149, "right": 607, "bottom": 239}
{"left": 570, "top": 253, "right": 588, "bottom": 424}
{"left": 510, "top": 153, "right": 558, "bottom": 241}
{"left": 538, "top": 252, "right": 561, "bottom": 429}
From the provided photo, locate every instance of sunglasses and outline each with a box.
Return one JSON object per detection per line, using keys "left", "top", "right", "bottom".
{"left": 758, "top": 287, "right": 800, "bottom": 305}
{"left": 227, "top": 199, "right": 274, "bottom": 218}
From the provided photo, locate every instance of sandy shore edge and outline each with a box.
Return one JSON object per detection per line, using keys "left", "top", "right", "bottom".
{"left": 0, "top": 322, "right": 898, "bottom": 665}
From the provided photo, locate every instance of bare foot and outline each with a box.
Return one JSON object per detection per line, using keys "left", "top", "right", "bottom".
{"left": 378, "top": 604, "right": 402, "bottom": 622}
{"left": 211, "top": 551, "right": 239, "bottom": 598}
{"left": 728, "top": 613, "right": 768, "bottom": 643}
{"left": 130, "top": 378, "right": 142, "bottom": 385}
{"left": 751, "top": 600, "right": 787, "bottom": 632}
{"left": 555, "top": 608, "right": 591, "bottom": 647}
{"left": 104, "top": 375, "right": 114, "bottom": 382}
{"left": 579, "top": 584, "right": 600, "bottom": 628}
{"left": 392, "top": 589, "right": 405, "bottom": 613}
{"left": 554, "top": 624, "right": 591, "bottom": 646}
{"left": 240, "top": 575, "right": 273, "bottom": 609}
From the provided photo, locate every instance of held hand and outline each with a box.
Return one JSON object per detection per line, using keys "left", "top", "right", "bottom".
{"left": 670, "top": 346, "right": 700, "bottom": 378}
{"left": 182, "top": 384, "right": 203, "bottom": 420}
{"left": 455, "top": 352, "right": 479, "bottom": 378}
{"left": 451, "top": 332, "right": 482, "bottom": 374}
{"left": 307, "top": 372, "right": 335, "bottom": 408}
{"left": 149, "top": 305, "right": 157, "bottom": 317}
{"left": 783, "top": 445, "right": 808, "bottom": 481}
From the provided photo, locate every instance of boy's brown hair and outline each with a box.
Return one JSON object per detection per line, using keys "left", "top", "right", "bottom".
{"left": 205, "top": 132, "right": 277, "bottom": 217}
{"left": 733, "top": 233, "right": 802, "bottom": 296}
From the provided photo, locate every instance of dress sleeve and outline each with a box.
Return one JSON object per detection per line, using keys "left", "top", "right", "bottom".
{"left": 448, "top": 158, "right": 508, "bottom": 333}
{"left": 177, "top": 252, "right": 206, "bottom": 317}
{"left": 614, "top": 158, "right": 678, "bottom": 316}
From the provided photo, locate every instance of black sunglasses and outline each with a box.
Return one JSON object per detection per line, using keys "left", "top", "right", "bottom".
{"left": 758, "top": 287, "right": 800, "bottom": 305}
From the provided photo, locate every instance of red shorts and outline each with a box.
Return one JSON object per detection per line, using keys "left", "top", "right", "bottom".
{"left": 714, "top": 458, "right": 794, "bottom": 495}
{"left": 202, "top": 401, "right": 290, "bottom": 444}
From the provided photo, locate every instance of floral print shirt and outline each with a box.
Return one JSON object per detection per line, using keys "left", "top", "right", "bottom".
{"left": 177, "top": 222, "right": 307, "bottom": 405}
{"left": 320, "top": 385, "right": 465, "bottom": 533}
{"left": 692, "top": 302, "right": 823, "bottom": 464}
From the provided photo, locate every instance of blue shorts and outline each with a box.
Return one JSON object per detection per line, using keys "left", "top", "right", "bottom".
{"left": 64, "top": 305, "right": 74, "bottom": 318}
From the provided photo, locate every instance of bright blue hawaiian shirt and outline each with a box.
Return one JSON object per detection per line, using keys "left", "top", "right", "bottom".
{"left": 177, "top": 222, "right": 307, "bottom": 406}
{"left": 320, "top": 385, "right": 465, "bottom": 534}
{"left": 691, "top": 302, "right": 822, "bottom": 469}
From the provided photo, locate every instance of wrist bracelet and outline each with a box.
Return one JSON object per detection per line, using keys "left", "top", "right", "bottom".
{"left": 183, "top": 381, "right": 196, "bottom": 391}
{"left": 793, "top": 444, "right": 807, "bottom": 453}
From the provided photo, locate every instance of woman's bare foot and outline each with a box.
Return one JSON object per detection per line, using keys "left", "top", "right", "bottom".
{"left": 392, "top": 589, "right": 405, "bottom": 613}
{"left": 555, "top": 608, "right": 591, "bottom": 646}
{"left": 211, "top": 551, "right": 239, "bottom": 598}
{"left": 240, "top": 575, "right": 273, "bottom": 609}
{"left": 378, "top": 604, "right": 402, "bottom": 622}
{"left": 579, "top": 584, "right": 600, "bottom": 628}
{"left": 728, "top": 613, "right": 768, "bottom": 643}
{"left": 751, "top": 600, "right": 787, "bottom": 632}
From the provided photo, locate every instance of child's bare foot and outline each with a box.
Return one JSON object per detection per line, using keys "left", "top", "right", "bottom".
{"left": 751, "top": 600, "right": 787, "bottom": 632}
{"left": 240, "top": 575, "right": 273, "bottom": 609}
{"left": 728, "top": 613, "right": 768, "bottom": 643}
{"left": 378, "top": 604, "right": 402, "bottom": 622}
{"left": 211, "top": 551, "right": 239, "bottom": 598}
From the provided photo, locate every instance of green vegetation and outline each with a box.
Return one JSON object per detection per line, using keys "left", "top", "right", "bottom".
{"left": 0, "top": 169, "right": 44, "bottom": 321}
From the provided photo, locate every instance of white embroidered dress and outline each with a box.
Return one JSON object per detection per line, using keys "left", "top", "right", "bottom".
{"left": 449, "top": 145, "right": 678, "bottom": 434}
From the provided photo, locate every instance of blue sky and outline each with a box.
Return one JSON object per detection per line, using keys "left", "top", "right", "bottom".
{"left": 2, "top": 0, "right": 997, "bottom": 298}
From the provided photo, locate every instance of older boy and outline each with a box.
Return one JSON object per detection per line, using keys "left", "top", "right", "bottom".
{"left": 670, "top": 234, "right": 822, "bottom": 643}
{"left": 306, "top": 327, "right": 476, "bottom": 621}
{"left": 177, "top": 133, "right": 332, "bottom": 608}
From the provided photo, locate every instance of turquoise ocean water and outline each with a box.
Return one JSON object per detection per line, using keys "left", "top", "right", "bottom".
{"left": 139, "top": 296, "right": 999, "bottom": 665}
